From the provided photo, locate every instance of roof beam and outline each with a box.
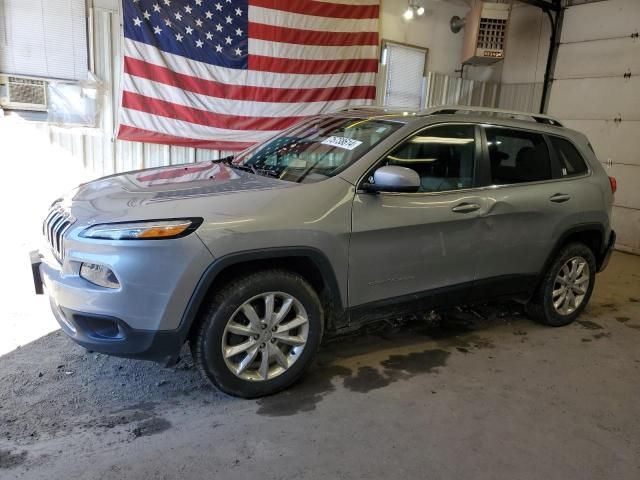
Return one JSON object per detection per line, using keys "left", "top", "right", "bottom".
{"left": 516, "top": 0, "right": 560, "bottom": 12}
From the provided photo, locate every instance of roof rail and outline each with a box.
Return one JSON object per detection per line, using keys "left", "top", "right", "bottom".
{"left": 425, "top": 105, "right": 564, "bottom": 127}
{"left": 334, "top": 105, "right": 397, "bottom": 113}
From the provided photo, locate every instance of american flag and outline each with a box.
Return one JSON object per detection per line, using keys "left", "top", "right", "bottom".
{"left": 117, "top": 0, "right": 379, "bottom": 150}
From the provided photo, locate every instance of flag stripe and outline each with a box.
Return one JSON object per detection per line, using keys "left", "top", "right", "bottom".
{"left": 120, "top": 107, "right": 278, "bottom": 142}
{"left": 250, "top": 0, "right": 379, "bottom": 19}
{"left": 248, "top": 38, "right": 377, "bottom": 60}
{"left": 125, "top": 39, "right": 377, "bottom": 89}
{"left": 123, "top": 91, "right": 304, "bottom": 131}
{"left": 124, "top": 57, "right": 376, "bottom": 104}
{"left": 248, "top": 6, "right": 377, "bottom": 33}
{"left": 118, "top": 125, "right": 257, "bottom": 150}
{"left": 249, "top": 22, "right": 378, "bottom": 46}
{"left": 248, "top": 55, "right": 378, "bottom": 74}
{"left": 123, "top": 73, "right": 372, "bottom": 117}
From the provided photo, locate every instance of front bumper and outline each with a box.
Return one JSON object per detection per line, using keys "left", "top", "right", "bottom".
{"left": 48, "top": 299, "right": 183, "bottom": 364}
{"left": 30, "top": 231, "right": 214, "bottom": 364}
{"left": 31, "top": 250, "right": 184, "bottom": 364}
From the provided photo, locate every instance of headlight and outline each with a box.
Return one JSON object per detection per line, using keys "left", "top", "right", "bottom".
{"left": 80, "top": 263, "right": 120, "bottom": 289}
{"left": 80, "top": 218, "right": 202, "bottom": 240}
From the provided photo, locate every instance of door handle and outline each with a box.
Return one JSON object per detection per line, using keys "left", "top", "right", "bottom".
{"left": 550, "top": 193, "right": 571, "bottom": 203}
{"left": 451, "top": 202, "right": 481, "bottom": 213}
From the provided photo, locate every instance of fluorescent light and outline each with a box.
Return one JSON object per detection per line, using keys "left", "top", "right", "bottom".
{"left": 410, "top": 136, "right": 474, "bottom": 145}
{"left": 387, "top": 155, "right": 437, "bottom": 163}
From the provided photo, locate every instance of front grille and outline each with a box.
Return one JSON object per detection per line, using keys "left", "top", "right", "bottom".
{"left": 43, "top": 205, "right": 76, "bottom": 261}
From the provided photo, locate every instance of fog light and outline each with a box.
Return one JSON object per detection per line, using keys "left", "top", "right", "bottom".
{"left": 80, "top": 263, "right": 120, "bottom": 289}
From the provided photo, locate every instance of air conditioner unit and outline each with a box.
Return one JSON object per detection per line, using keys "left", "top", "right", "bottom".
{"left": 0, "top": 75, "right": 48, "bottom": 111}
{"left": 461, "top": 1, "right": 511, "bottom": 66}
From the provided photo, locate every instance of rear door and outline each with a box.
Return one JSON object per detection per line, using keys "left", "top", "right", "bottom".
{"left": 349, "top": 123, "right": 486, "bottom": 312}
{"left": 470, "top": 125, "right": 580, "bottom": 299}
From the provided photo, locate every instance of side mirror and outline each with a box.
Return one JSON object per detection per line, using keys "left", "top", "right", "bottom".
{"left": 363, "top": 165, "right": 421, "bottom": 193}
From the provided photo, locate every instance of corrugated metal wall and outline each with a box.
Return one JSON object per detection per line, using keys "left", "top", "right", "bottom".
{"left": 498, "top": 82, "right": 543, "bottom": 113}
{"left": 425, "top": 72, "right": 500, "bottom": 109}
{"left": 37, "top": 3, "right": 534, "bottom": 179}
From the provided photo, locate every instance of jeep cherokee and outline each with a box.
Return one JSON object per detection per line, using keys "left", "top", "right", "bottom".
{"left": 31, "top": 106, "right": 617, "bottom": 398}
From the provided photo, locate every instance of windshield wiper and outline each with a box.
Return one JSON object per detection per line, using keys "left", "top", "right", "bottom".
{"left": 211, "top": 155, "right": 234, "bottom": 165}
{"left": 253, "top": 167, "right": 280, "bottom": 178}
{"left": 230, "top": 163, "right": 258, "bottom": 174}
{"left": 211, "top": 155, "right": 257, "bottom": 174}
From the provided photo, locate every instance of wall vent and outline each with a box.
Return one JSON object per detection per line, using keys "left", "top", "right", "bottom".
{"left": 0, "top": 75, "right": 48, "bottom": 111}
{"left": 461, "top": 1, "right": 511, "bottom": 66}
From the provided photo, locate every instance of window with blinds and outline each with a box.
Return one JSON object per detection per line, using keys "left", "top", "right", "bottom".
{"left": 381, "top": 41, "right": 428, "bottom": 109}
{"left": 0, "top": 0, "right": 88, "bottom": 81}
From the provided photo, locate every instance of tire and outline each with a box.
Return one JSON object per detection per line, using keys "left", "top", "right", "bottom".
{"left": 190, "top": 269, "right": 324, "bottom": 398}
{"left": 526, "top": 242, "right": 596, "bottom": 327}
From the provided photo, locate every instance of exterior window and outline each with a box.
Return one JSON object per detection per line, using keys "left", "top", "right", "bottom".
{"left": 381, "top": 41, "right": 428, "bottom": 109}
{"left": 486, "top": 128, "right": 552, "bottom": 184}
{"left": 550, "top": 136, "right": 588, "bottom": 177}
{"left": 383, "top": 125, "right": 475, "bottom": 193}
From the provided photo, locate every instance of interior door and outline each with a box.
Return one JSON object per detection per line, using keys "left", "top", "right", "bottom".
{"left": 349, "top": 124, "right": 485, "bottom": 311}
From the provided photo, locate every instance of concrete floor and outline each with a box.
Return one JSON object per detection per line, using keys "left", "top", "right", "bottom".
{"left": 1, "top": 252, "right": 639, "bottom": 479}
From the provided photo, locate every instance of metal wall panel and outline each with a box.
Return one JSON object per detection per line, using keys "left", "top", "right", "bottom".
{"left": 562, "top": 120, "right": 640, "bottom": 168}
{"left": 548, "top": 0, "right": 640, "bottom": 254}
{"left": 561, "top": 0, "right": 639, "bottom": 43}
{"left": 612, "top": 207, "right": 640, "bottom": 253}
{"left": 497, "top": 82, "right": 543, "bottom": 112}
{"left": 555, "top": 38, "right": 640, "bottom": 80}
{"left": 549, "top": 76, "right": 640, "bottom": 120}
{"left": 424, "top": 72, "right": 499, "bottom": 108}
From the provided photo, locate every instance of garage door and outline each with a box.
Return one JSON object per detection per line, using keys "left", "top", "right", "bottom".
{"left": 547, "top": 0, "right": 640, "bottom": 254}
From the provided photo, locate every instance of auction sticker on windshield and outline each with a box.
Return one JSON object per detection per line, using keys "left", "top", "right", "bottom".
{"left": 321, "top": 136, "right": 363, "bottom": 151}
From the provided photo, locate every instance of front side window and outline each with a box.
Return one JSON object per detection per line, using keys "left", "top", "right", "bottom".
{"left": 381, "top": 124, "right": 476, "bottom": 193}
{"left": 549, "top": 136, "right": 588, "bottom": 177}
{"left": 233, "top": 117, "right": 402, "bottom": 183}
{"left": 486, "top": 128, "right": 552, "bottom": 185}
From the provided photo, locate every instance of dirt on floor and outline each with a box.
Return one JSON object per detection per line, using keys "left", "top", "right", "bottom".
{"left": 1, "top": 252, "right": 639, "bottom": 479}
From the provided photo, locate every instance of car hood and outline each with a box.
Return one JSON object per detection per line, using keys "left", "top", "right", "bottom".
{"left": 63, "top": 161, "right": 293, "bottom": 224}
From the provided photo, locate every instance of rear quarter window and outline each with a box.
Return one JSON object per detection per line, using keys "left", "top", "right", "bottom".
{"left": 549, "top": 136, "right": 589, "bottom": 177}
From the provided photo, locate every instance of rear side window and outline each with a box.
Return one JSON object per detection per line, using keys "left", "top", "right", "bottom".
{"left": 549, "top": 136, "right": 589, "bottom": 177}
{"left": 485, "top": 128, "right": 552, "bottom": 185}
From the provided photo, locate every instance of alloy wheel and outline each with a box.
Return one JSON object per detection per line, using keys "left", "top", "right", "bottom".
{"left": 221, "top": 292, "right": 309, "bottom": 381}
{"left": 552, "top": 256, "right": 590, "bottom": 315}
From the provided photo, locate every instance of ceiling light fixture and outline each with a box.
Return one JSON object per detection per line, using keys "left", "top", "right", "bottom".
{"left": 403, "top": 2, "right": 425, "bottom": 21}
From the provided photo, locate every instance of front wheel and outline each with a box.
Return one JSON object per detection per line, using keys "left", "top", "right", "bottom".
{"left": 527, "top": 242, "right": 596, "bottom": 327}
{"left": 190, "top": 270, "right": 324, "bottom": 398}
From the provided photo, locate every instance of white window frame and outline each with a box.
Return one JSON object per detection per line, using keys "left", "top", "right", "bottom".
{"left": 0, "top": 0, "right": 88, "bottom": 81}
{"left": 379, "top": 40, "right": 428, "bottom": 110}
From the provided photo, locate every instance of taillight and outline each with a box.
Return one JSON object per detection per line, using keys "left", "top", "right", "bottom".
{"left": 609, "top": 176, "right": 617, "bottom": 194}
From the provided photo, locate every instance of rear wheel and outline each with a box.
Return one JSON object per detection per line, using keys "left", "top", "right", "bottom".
{"left": 191, "top": 270, "right": 323, "bottom": 398}
{"left": 527, "top": 242, "right": 596, "bottom": 327}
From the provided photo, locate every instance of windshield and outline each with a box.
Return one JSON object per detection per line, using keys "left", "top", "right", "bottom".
{"left": 232, "top": 116, "right": 402, "bottom": 183}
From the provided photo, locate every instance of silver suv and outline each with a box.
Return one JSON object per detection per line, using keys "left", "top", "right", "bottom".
{"left": 31, "top": 106, "right": 616, "bottom": 398}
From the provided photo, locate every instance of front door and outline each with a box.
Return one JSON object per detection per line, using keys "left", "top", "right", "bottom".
{"left": 349, "top": 124, "right": 486, "bottom": 315}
